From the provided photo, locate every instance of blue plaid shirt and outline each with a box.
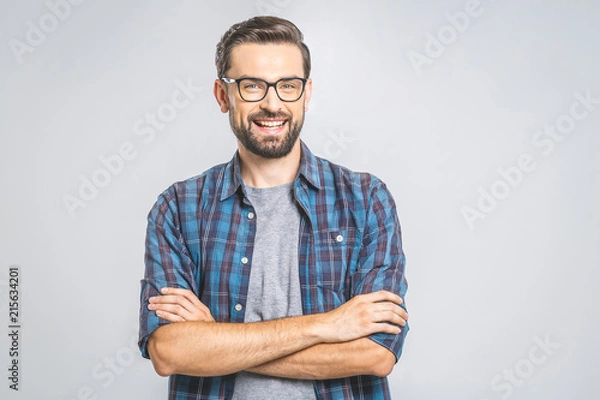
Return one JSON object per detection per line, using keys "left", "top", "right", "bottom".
{"left": 139, "top": 142, "right": 409, "bottom": 399}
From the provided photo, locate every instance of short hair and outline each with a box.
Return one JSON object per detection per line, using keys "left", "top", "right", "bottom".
{"left": 215, "top": 16, "right": 311, "bottom": 79}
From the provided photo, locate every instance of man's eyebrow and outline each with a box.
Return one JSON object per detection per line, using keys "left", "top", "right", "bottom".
{"left": 234, "top": 75, "right": 304, "bottom": 80}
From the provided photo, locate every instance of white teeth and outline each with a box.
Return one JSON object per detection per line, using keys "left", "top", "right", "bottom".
{"left": 256, "top": 120, "right": 284, "bottom": 127}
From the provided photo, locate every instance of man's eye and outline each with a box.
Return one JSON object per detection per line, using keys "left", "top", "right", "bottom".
{"left": 244, "top": 83, "right": 260, "bottom": 90}
{"left": 279, "top": 81, "right": 300, "bottom": 91}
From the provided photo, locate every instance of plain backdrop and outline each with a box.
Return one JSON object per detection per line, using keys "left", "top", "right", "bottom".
{"left": 1, "top": 0, "right": 599, "bottom": 399}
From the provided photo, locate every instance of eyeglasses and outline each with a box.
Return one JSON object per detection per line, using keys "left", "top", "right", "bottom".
{"left": 221, "top": 77, "right": 307, "bottom": 102}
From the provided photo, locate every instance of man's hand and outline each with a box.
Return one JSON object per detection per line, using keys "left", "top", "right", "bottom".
{"left": 148, "top": 288, "right": 214, "bottom": 323}
{"left": 317, "top": 290, "right": 408, "bottom": 343}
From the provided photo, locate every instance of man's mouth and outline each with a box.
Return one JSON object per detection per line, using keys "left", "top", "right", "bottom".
{"left": 253, "top": 119, "right": 286, "bottom": 128}
{"left": 252, "top": 119, "right": 288, "bottom": 134}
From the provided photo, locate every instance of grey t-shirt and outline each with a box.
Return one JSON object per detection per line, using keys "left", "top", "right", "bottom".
{"left": 232, "top": 182, "right": 316, "bottom": 400}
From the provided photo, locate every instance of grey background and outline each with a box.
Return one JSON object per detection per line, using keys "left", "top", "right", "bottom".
{"left": 1, "top": 0, "right": 599, "bottom": 399}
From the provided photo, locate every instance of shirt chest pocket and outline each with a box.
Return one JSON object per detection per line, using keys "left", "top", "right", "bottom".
{"left": 313, "top": 228, "right": 358, "bottom": 296}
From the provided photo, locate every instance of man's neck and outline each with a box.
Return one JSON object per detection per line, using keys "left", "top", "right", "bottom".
{"left": 238, "top": 141, "right": 301, "bottom": 188}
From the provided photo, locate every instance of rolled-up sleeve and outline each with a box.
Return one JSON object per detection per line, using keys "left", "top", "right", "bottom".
{"left": 351, "top": 179, "right": 409, "bottom": 362}
{"left": 138, "top": 188, "right": 198, "bottom": 359}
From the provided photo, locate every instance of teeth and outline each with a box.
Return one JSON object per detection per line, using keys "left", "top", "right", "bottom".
{"left": 256, "top": 120, "right": 285, "bottom": 128}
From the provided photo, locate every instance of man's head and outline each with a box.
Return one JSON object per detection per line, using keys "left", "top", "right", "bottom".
{"left": 215, "top": 16, "right": 311, "bottom": 81}
{"left": 213, "top": 16, "right": 312, "bottom": 159}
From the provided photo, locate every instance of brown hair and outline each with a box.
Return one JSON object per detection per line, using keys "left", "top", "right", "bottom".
{"left": 215, "top": 16, "right": 311, "bottom": 79}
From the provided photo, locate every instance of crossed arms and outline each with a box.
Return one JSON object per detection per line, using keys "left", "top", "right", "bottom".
{"left": 142, "top": 177, "right": 409, "bottom": 380}
{"left": 146, "top": 287, "right": 408, "bottom": 379}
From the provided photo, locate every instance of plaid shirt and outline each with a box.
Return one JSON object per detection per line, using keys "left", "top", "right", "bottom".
{"left": 139, "top": 142, "right": 409, "bottom": 399}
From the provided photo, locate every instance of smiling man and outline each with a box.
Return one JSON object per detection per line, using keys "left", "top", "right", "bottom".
{"left": 138, "top": 16, "right": 409, "bottom": 400}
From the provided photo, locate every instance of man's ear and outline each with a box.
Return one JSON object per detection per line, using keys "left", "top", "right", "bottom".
{"left": 303, "top": 77, "right": 313, "bottom": 112}
{"left": 213, "top": 79, "right": 229, "bottom": 113}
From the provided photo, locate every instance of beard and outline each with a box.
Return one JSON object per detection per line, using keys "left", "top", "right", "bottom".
{"left": 229, "top": 109, "right": 304, "bottom": 159}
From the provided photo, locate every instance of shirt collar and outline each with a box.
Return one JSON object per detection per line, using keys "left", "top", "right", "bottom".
{"left": 220, "top": 140, "right": 322, "bottom": 201}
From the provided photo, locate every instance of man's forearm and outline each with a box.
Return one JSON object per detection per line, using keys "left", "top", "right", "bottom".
{"left": 148, "top": 314, "right": 323, "bottom": 377}
{"left": 246, "top": 337, "right": 396, "bottom": 380}
{"left": 146, "top": 290, "right": 406, "bottom": 378}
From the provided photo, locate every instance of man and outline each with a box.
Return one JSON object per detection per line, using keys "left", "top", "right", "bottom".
{"left": 138, "top": 16, "right": 409, "bottom": 400}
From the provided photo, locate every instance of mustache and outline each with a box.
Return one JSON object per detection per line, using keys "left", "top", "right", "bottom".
{"left": 247, "top": 111, "right": 291, "bottom": 121}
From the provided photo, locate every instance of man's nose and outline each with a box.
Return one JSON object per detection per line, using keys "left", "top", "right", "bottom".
{"left": 259, "top": 86, "right": 283, "bottom": 111}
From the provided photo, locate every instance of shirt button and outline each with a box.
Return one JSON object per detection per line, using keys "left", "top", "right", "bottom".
{"left": 241, "top": 257, "right": 249, "bottom": 264}
{"left": 247, "top": 212, "right": 255, "bottom": 220}
{"left": 234, "top": 304, "right": 243, "bottom": 311}
{"left": 336, "top": 235, "right": 344, "bottom": 243}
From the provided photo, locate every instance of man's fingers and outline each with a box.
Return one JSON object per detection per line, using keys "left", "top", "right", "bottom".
{"left": 150, "top": 295, "right": 197, "bottom": 315}
{"left": 157, "top": 288, "right": 211, "bottom": 311}
{"left": 148, "top": 288, "right": 215, "bottom": 322}
{"left": 370, "top": 301, "right": 407, "bottom": 318}
{"left": 367, "top": 302, "right": 408, "bottom": 326}
{"left": 155, "top": 309, "right": 185, "bottom": 323}
{"left": 358, "top": 290, "right": 403, "bottom": 306}
{"left": 151, "top": 301, "right": 214, "bottom": 321}
{"left": 150, "top": 294, "right": 193, "bottom": 305}
{"left": 149, "top": 303, "right": 192, "bottom": 320}
{"left": 161, "top": 287, "right": 205, "bottom": 306}
{"left": 375, "top": 290, "right": 403, "bottom": 305}
{"left": 372, "top": 309, "right": 407, "bottom": 327}
{"left": 375, "top": 322, "right": 403, "bottom": 335}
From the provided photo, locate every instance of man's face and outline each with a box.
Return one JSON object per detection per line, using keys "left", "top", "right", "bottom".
{"left": 214, "top": 43, "right": 312, "bottom": 159}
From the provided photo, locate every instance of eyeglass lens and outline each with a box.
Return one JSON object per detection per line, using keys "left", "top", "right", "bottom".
{"left": 238, "top": 78, "right": 304, "bottom": 101}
